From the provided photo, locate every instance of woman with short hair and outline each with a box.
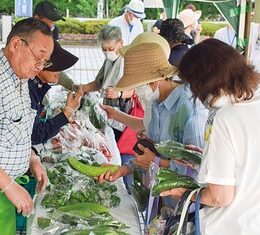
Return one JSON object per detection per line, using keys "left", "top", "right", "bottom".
{"left": 161, "top": 38, "right": 260, "bottom": 235}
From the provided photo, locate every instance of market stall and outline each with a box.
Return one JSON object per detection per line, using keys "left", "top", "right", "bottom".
{"left": 26, "top": 88, "right": 142, "bottom": 235}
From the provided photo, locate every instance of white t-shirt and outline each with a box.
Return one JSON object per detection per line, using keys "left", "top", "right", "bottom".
{"left": 214, "top": 26, "right": 237, "bottom": 48}
{"left": 251, "top": 53, "right": 260, "bottom": 72}
{"left": 109, "top": 14, "right": 144, "bottom": 45}
{"left": 198, "top": 88, "right": 260, "bottom": 235}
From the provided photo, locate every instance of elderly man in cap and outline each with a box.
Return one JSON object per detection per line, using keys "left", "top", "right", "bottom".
{"left": 0, "top": 18, "right": 53, "bottom": 234}
{"left": 29, "top": 40, "right": 83, "bottom": 145}
{"left": 109, "top": 0, "right": 146, "bottom": 45}
{"left": 34, "top": 0, "right": 65, "bottom": 40}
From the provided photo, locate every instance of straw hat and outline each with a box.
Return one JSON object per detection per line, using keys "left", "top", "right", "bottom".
{"left": 120, "top": 32, "right": 170, "bottom": 58}
{"left": 177, "top": 9, "right": 201, "bottom": 28}
{"left": 126, "top": 0, "right": 146, "bottom": 19}
{"left": 115, "top": 42, "right": 178, "bottom": 91}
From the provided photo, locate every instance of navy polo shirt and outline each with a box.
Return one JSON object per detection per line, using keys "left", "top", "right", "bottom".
{"left": 168, "top": 44, "right": 189, "bottom": 68}
{"left": 29, "top": 77, "right": 69, "bottom": 145}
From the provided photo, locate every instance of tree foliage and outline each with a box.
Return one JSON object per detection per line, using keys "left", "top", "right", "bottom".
{"left": 0, "top": 0, "right": 220, "bottom": 20}
{"left": 179, "top": 1, "right": 220, "bottom": 20}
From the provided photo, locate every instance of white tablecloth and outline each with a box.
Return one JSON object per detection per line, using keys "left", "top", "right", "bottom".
{"left": 27, "top": 179, "right": 142, "bottom": 235}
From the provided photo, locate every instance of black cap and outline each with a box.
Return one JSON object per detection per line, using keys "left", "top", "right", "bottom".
{"left": 34, "top": 1, "right": 65, "bottom": 21}
{"left": 45, "top": 40, "right": 79, "bottom": 72}
{"left": 160, "top": 18, "right": 194, "bottom": 45}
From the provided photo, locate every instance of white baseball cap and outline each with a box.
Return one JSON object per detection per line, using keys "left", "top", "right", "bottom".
{"left": 126, "top": 0, "right": 146, "bottom": 19}
{"left": 178, "top": 9, "right": 201, "bottom": 28}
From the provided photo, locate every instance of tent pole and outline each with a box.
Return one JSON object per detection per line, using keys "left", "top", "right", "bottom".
{"left": 244, "top": 0, "right": 252, "bottom": 58}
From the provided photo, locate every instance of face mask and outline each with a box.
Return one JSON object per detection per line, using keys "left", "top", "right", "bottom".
{"left": 103, "top": 51, "right": 119, "bottom": 62}
{"left": 145, "top": 84, "right": 160, "bottom": 102}
{"left": 135, "top": 85, "right": 147, "bottom": 100}
{"left": 135, "top": 83, "right": 160, "bottom": 102}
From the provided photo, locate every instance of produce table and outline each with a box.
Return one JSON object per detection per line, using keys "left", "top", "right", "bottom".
{"left": 27, "top": 180, "right": 142, "bottom": 235}
{"left": 26, "top": 91, "right": 142, "bottom": 234}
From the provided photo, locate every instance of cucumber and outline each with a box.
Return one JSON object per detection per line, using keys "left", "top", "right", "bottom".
{"left": 152, "top": 168, "right": 199, "bottom": 196}
{"left": 155, "top": 140, "right": 202, "bottom": 166}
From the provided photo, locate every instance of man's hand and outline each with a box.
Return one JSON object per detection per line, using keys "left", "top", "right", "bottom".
{"left": 4, "top": 182, "right": 33, "bottom": 216}
{"left": 133, "top": 144, "right": 156, "bottom": 170}
{"left": 29, "top": 155, "right": 48, "bottom": 194}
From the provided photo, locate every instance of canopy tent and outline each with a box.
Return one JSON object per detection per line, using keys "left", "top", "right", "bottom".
{"left": 162, "top": 0, "right": 180, "bottom": 18}
{"left": 161, "top": 0, "right": 249, "bottom": 51}
{"left": 190, "top": 0, "right": 248, "bottom": 51}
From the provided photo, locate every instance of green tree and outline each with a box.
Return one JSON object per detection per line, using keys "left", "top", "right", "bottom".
{"left": 0, "top": 0, "right": 14, "bottom": 15}
{"left": 179, "top": 1, "right": 220, "bottom": 20}
{"left": 108, "top": 0, "right": 128, "bottom": 18}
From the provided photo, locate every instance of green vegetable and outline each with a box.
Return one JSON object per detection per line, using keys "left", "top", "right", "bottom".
{"left": 155, "top": 140, "right": 202, "bottom": 166}
{"left": 89, "top": 104, "right": 107, "bottom": 130}
{"left": 67, "top": 157, "right": 119, "bottom": 177}
{"left": 152, "top": 168, "right": 199, "bottom": 196}
{"left": 37, "top": 217, "right": 51, "bottom": 229}
{"left": 41, "top": 191, "right": 70, "bottom": 208}
{"left": 58, "top": 202, "right": 109, "bottom": 214}
{"left": 130, "top": 183, "right": 149, "bottom": 212}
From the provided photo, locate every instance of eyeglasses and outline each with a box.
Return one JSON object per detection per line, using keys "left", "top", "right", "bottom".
{"left": 20, "top": 38, "right": 53, "bottom": 69}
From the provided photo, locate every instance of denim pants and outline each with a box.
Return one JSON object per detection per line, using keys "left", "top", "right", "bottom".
{"left": 121, "top": 154, "right": 134, "bottom": 194}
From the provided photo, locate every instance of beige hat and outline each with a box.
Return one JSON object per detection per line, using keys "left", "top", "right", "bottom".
{"left": 178, "top": 9, "right": 201, "bottom": 28}
{"left": 115, "top": 42, "right": 178, "bottom": 91}
{"left": 126, "top": 0, "right": 146, "bottom": 19}
{"left": 119, "top": 32, "right": 170, "bottom": 59}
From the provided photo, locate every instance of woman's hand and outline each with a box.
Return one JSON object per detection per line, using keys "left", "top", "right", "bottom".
{"left": 160, "top": 187, "right": 188, "bottom": 199}
{"left": 133, "top": 144, "right": 156, "bottom": 170}
{"left": 185, "top": 144, "right": 203, "bottom": 154}
{"left": 98, "top": 165, "right": 131, "bottom": 183}
{"left": 105, "top": 87, "right": 119, "bottom": 99}
{"left": 100, "top": 104, "right": 118, "bottom": 119}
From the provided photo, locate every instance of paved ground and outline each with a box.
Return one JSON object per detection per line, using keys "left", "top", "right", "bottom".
{"left": 0, "top": 42, "right": 104, "bottom": 84}
{"left": 63, "top": 45, "right": 105, "bottom": 84}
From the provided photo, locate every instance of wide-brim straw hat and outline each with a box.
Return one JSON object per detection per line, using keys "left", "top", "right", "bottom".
{"left": 120, "top": 32, "right": 170, "bottom": 59}
{"left": 178, "top": 9, "right": 201, "bottom": 28}
{"left": 115, "top": 42, "right": 178, "bottom": 91}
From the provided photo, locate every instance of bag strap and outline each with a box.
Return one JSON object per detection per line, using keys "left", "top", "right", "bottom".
{"left": 145, "top": 156, "right": 160, "bottom": 226}
{"left": 194, "top": 188, "right": 202, "bottom": 235}
{"left": 176, "top": 188, "right": 202, "bottom": 235}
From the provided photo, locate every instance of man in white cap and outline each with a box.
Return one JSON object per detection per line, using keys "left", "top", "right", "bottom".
{"left": 178, "top": 8, "right": 202, "bottom": 44}
{"left": 109, "top": 0, "right": 146, "bottom": 45}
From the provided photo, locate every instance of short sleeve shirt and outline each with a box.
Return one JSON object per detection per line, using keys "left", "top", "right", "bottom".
{"left": 0, "top": 49, "right": 36, "bottom": 178}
